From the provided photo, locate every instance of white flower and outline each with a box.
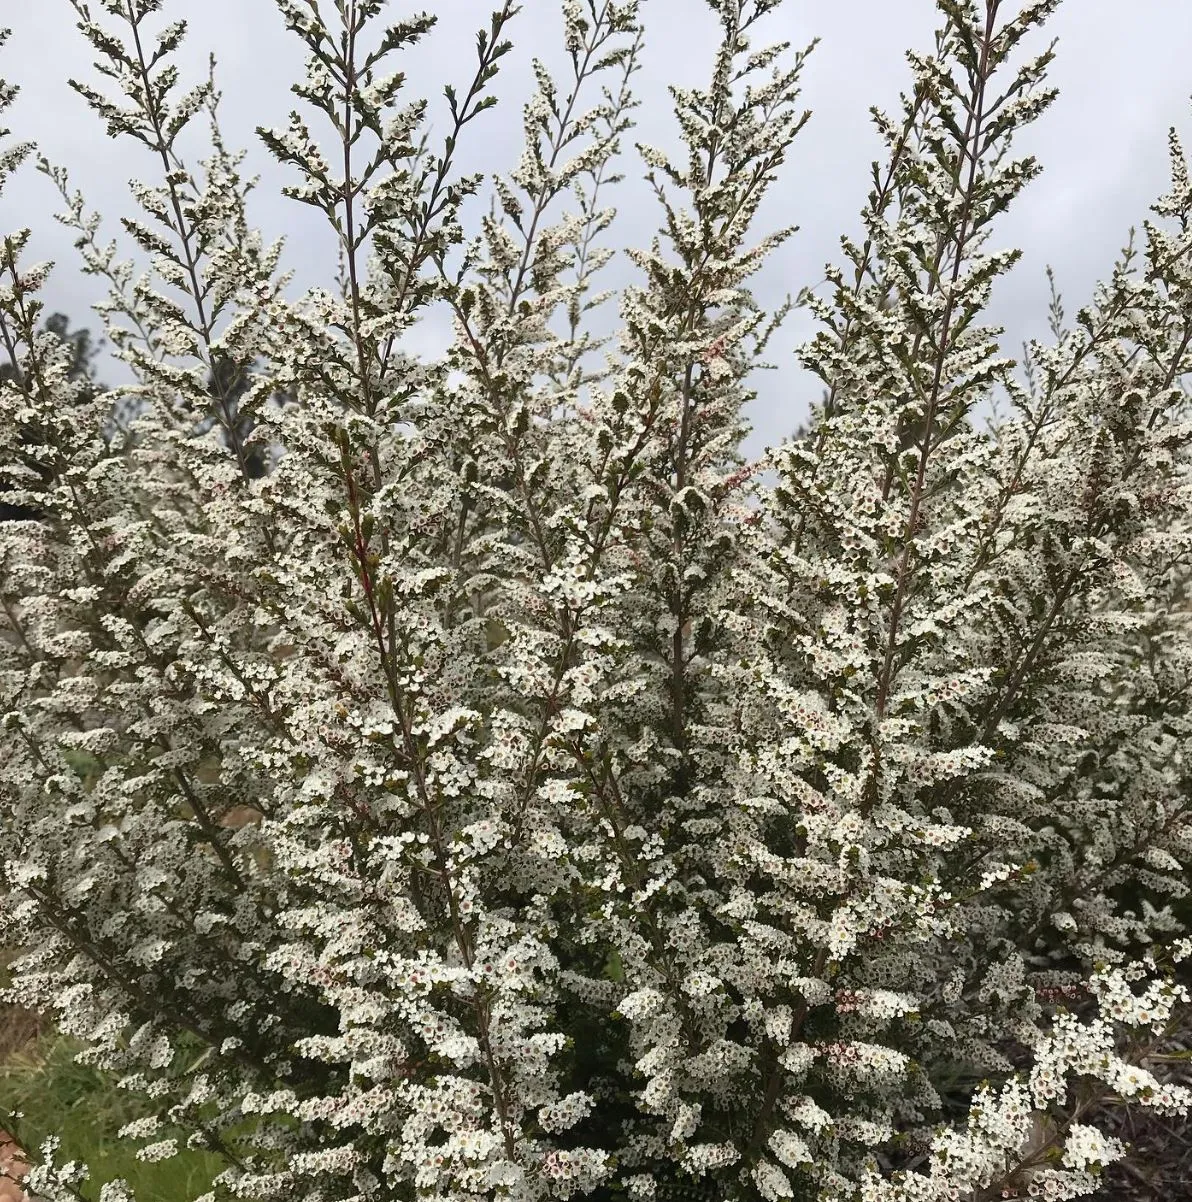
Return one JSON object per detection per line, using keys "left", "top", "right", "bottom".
{"left": 1061, "top": 1124, "right": 1125, "bottom": 1172}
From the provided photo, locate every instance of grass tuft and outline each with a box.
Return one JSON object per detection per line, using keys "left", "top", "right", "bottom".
{"left": 0, "top": 1024, "right": 220, "bottom": 1202}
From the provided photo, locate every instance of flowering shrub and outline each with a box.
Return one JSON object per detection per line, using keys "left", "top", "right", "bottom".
{"left": 2, "top": 0, "right": 1192, "bottom": 1200}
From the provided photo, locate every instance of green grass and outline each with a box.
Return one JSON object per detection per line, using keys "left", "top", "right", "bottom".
{"left": 0, "top": 1032, "right": 221, "bottom": 1202}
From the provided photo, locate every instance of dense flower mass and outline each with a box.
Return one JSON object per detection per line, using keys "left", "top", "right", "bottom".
{"left": 2, "top": 1, "right": 1192, "bottom": 1200}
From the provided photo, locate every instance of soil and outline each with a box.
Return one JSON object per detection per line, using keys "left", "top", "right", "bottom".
{"left": 0, "top": 1130, "right": 30, "bottom": 1202}
{"left": 0, "top": 1007, "right": 40, "bottom": 1202}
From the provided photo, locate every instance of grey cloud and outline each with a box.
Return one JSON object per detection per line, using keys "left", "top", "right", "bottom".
{"left": 3, "top": 0, "right": 1190, "bottom": 461}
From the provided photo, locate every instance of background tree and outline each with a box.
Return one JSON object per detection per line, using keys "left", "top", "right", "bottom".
{"left": 194, "top": 352, "right": 290, "bottom": 480}
{"left": 0, "top": 310, "right": 105, "bottom": 521}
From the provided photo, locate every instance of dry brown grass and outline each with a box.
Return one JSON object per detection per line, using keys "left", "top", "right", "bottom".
{"left": 1098, "top": 1016, "right": 1192, "bottom": 1202}
{"left": 0, "top": 1010, "right": 41, "bottom": 1069}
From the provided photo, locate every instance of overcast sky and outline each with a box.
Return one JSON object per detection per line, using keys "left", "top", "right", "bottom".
{"left": 3, "top": 0, "right": 1191, "bottom": 460}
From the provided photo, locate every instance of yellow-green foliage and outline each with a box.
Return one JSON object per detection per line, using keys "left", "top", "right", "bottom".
{"left": 0, "top": 1034, "right": 220, "bottom": 1202}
